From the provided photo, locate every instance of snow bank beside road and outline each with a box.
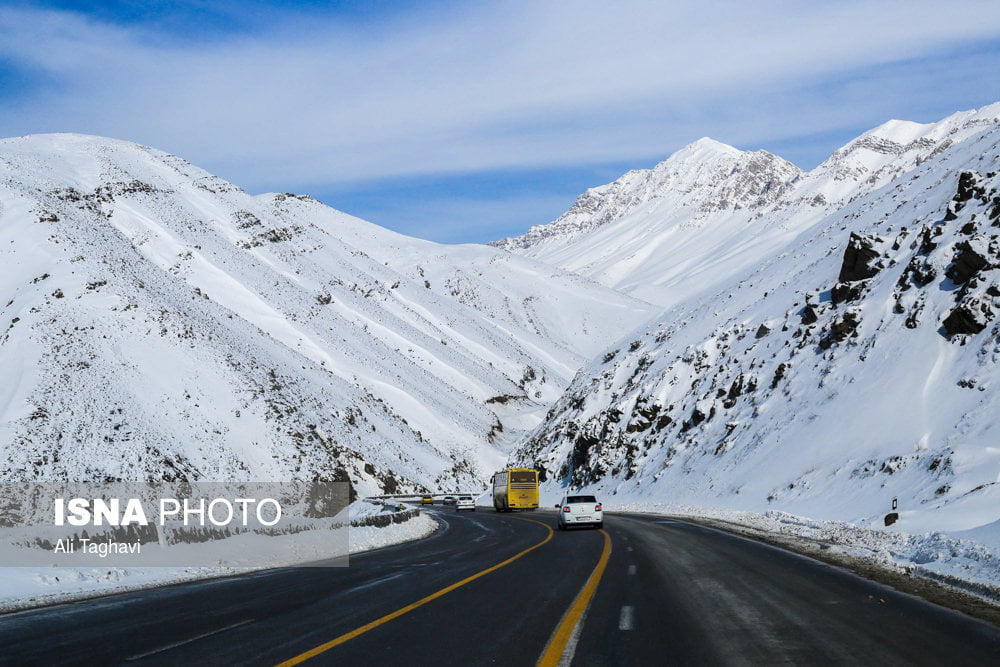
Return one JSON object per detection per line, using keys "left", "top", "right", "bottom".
{"left": 0, "top": 499, "right": 437, "bottom": 613}
{"left": 348, "top": 499, "right": 439, "bottom": 553}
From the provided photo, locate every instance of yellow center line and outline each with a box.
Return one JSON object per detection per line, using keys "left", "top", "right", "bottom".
{"left": 274, "top": 517, "right": 554, "bottom": 667}
{"left": 537, "top": 529, "right": 612, "bottom": 667}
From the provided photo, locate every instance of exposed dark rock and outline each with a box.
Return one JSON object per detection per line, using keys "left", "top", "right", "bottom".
{"left": 905, "top": 302, "right": 923, "bottom": 329}
{"left": 819, "top": 310, "right": 860, "bottom": 349}
{"left": 728, "top": 375, "right": 745, "bottom": 399}
{"left": 654, "top": 414, "right": 673, "bottom": 431}
{"left": 771, "top": 362, "right": 789, "bottom": 389}
{"left": 946, "top": 239, "right": 994, "bottom": 285}
{"left": 897, "top": 256, "right": 937, "bottom": 289}
{"left": 722, "top": 373, "right": 752, "bottom": 409}
{"left": 626, "top": 403, "right": 660, "bottom": 433}
{"left": 839, "top": 232, "right": 883, "bottom": 282}
{"left": 942, "top": 297, "right": 994, "bottom": 337}
{"left": 755, "top": 323, "right": 770, "bottom": 338}
{"left": 800, "top": 304, "right": 819, "bottom": 324}
{"left": 570, "top": 432, "right": 599, "bottom": 471}
{"left": 831, "top": 281, "right": 865, "bottom": 305}
{"left": 918, "top": 225, "right": 938, "bottom": 255}
{"left": 955, "top": 171, "right": 978, "bottom": 203}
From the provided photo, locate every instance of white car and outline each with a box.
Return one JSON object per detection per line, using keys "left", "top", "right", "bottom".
{"left": 455, "top": 495, "right": 476, "bottom": 511}
{"left": 557, "top": 495, "right": 602, "bottom": 530}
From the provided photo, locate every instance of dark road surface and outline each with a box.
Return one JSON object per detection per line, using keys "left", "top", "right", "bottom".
{"left": 1, "top": 507, "right": 998, "bottom": 665}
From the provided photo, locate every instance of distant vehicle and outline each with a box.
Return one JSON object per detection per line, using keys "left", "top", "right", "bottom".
{"left": 557, "top": 495, "right": 602, "bottom": 530}
{"left": 455, "top": 495, "right": 475, "bottom": 511}
{"left": 443, "top": 496, "right": 456, "bottom": 505}
{"left": 492, "top": 468, "right": 539, "bottom": 512}
{"left": 421, "top": 496, "right": 434, "bottom": 505}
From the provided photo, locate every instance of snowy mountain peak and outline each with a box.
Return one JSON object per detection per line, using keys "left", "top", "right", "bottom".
{"left": 670, "top": 136, "right": 742, "bottom": 160}
{"left": 492, "top": 103, "right": 1000, "bottom": 308}
{"left": 491, "top": 139, "right": 802, "bottom": 254}
{"left": 867, "top": 118, "right": 937, "bottom": 144}
{"left": 810, "top": 103, "right": 1000, "bottom": 198}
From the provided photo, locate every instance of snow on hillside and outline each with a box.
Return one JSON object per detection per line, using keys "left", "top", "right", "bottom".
{"left": 0, "top": 134, "right": 657, "bottom": 494}
{"left": 493, "top": 104, "right": 1000, "bottom": 309}
{"left": 511, "top": 112, "right": 1000, "bottom": 540}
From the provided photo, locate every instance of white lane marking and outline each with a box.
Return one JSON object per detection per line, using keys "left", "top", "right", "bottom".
{"left": 125, "top": 619, "right": 253, "bottom": 661}
{"left": 619, "top": 605, "right": 634, "bottom": 631}
{"left": 344, "top": 570, "right": 409, "bottom": 593}
{"left": 627, "top": 564, "right": 637, "bottom": 576}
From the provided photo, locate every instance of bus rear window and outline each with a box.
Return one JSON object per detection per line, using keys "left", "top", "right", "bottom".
{"left": 510, "top": 471, "right": 536, "bottom": 483}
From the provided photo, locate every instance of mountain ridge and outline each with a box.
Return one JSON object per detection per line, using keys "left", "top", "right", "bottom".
{"left": 492, "top": 103, "right": 1000, "bottom": 309}
{"left": 508, "top": 109, "right": 1000, "bottom": 534}
{"left": 0, "top": 133, "right": 658, "bottom": 495}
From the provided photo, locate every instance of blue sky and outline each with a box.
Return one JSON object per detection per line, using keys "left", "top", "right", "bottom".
{"left": 2, "top": 1, "right": 1000, "bottom": 243}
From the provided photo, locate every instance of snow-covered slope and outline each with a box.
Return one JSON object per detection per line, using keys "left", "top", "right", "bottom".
{"left": 493, "top": 104, "right": 1000, "bottom": 309}
{"left": 510, "top": 114, "right": 1000, "bottom": 534}
{"left": 0, "top": 134, "right": 657, "bottom": 494}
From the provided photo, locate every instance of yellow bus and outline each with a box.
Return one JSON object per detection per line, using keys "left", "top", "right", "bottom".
{"left": 492, "top": 468, "right": 539, "bottom": 512}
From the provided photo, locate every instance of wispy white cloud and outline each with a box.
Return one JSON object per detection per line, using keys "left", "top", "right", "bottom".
{"left": 1, "top": 1, "right": 999, "bottom": 223}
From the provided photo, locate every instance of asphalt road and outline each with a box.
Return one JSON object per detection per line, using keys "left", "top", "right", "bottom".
{"left": 0, "top": 507, "right": 998, "bottom": 665}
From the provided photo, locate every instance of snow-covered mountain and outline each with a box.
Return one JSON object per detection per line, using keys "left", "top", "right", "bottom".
{"left": 495, "top": 138, "right": 803, "bottom": 251}
{"left": 509, "top": 107, "right": 1000, "bottom": 533}
{"left": 493, "top": 105, "right": 1000, "bottom": 309}
{"left": 0, "top": 134, "right": 657, "bottom": 495}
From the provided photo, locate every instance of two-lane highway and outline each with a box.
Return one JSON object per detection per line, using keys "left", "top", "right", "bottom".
{"left": 574, "top": 514, "right": 1000, "bottom": 665}
{"left": 0, "top": 507, "right": 606, "bottom": 665}
{"left": 0, "top": 506, "right": 998, "bottom": 665}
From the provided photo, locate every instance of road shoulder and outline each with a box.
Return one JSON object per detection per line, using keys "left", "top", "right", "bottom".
{"left": 633, "top": 511, "right": 1000, "bottom": 629}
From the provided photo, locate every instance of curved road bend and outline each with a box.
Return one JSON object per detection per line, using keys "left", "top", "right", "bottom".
{"left": 574, "top": 513, "right": 1000, "bottom": 665}
{"left": 0, "top": 508, "right": 997, "bottom": 665}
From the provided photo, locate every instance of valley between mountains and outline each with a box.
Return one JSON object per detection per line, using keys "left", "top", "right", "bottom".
{"left": 3, "top": 103, "right": 1000, "bottom": 550}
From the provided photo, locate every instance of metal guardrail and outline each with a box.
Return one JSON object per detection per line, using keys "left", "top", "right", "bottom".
{"left": 367, "top": 492, "right": 489, "bottom": 501}
{"left": 351, "top": 508, "right": 421, "bottom": 529}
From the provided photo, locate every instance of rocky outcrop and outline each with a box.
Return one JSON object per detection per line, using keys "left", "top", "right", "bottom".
{"left": 838, "top": 233, "right": 884, "bottom": 283}
{"left": 942, "top": 296, "right": 994, "bottom": 336}
{"left": 946, "top": 238, "right": 996, "bottom": 285}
